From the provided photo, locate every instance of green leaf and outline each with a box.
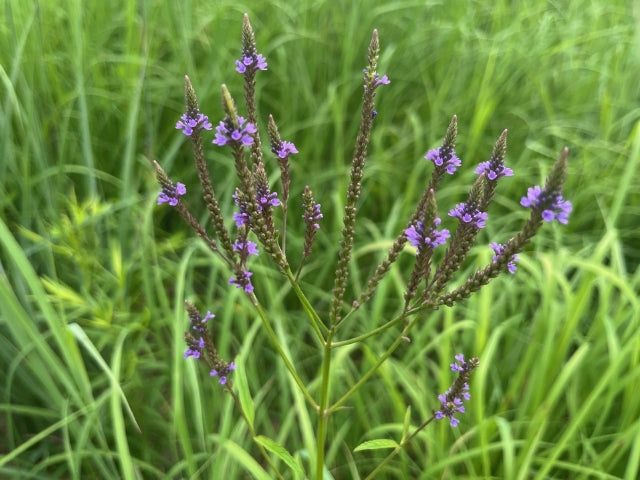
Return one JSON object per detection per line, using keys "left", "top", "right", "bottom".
{"left": 255, "top": 435, "right": 305, "bottom": 477}
{"left": 222, "top": 440, "right": 272, "bottom": 480}
{"left": 354, "top": 439, "right": 400, "bottom": 452}
{"left": 234, "top": 362, "right": 254, "bottom": 428}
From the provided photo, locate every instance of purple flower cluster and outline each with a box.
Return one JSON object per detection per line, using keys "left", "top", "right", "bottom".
{"left": 233, "top": 239, "right": 259, "bottom": 256}
{"left": 213, "top": 116, "right": 257, "bottom": 147}
{"left": 184, "top": 311, "right": 214, "bottom": 359}
{"left": 229, "top": 270, "right": 254, "bottom": 293}
{"left": 475, "top": 161, "right": 514, "bottom": 181}
{"left": 210, "top": 362, "right": 237, "bottom": 385}
{"left": 158, "top": 182, "right": 186, "bottom": 206}
{"left": 303, "top": 202, "right": 323, "bottom": 230}
{"left": 520, "top": 185, "right": 572, "bottom": 224}
{"left": 425, "top": 147, "right": 462, "bottom": 175}
{"left": 184, "top": 337, "right": 205, "bottom": 359}
{"left": 175, "top": 112, "right": 213, "bottom": 136}
{"left": 435, "top": 354, "right": 473, "bottom": 427}
{"left": 232, "top": 191, "right": 251, "bottom": 227}
{"left": 236, "top": 53, "right": 267, "bottom": 74}
{"left": 257, "top": 190, "right": 280, "bottom": 212}
{"left": 275, "top": 141, "right": 298, "bottom": 159}
{"left": 405, "top": 217, "right": 450, "bottom": 253}
{"left": 449, "top": 202, "right": 488, "bottom": 228}
{"left": 490, "top": 242, "right": 519, "bottom": 274}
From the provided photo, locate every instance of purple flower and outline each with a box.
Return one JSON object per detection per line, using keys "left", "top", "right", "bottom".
{"left": 229, "top": 270, "right": 254, "bottom": 293}
{"left": 210, "top": 362, "right": 237, "bottom": 385}
{"left": 233, "top": 240, "right": 259, "bottom": 256}
{"left": 257, "top": 191, "right": 280, "bottom": 211}
{"left": 236, "top": 53, "right": 268, "bottom": 73}
{"left": 175, "top": 112, "right": 213, "bottom": 136}
{"left": 364, "top": 70, "right": 390, "bottom": 89}
{"left": 425, "top": 147, "right": 462, "bottom": 174}
{"left": 213, "top": 116, "right": 257, "bottom": 147}
{"left": 475, "top": 161, "right": 513, "bottom": 181}
{"left": 520, "top": 185, "right": 572, "bottom": 224}
{"left": 276, "top": 141, "right": 298, "bottom": 159}
{"left": 490, "top": 242, "right": 519, "bottom": 274}
{"left": 374, "top": 73, "right": 390, "bottom": 87}
{"left": 405, "top": 217, "right": 450, "bottom": 252}
{"left": 158, "top": 182, "right": 186, "bottom": 206}
{"left": 449, "top": 203, "right": 488, "bottom": 228}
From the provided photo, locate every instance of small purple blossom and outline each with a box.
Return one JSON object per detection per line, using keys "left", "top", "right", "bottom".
{"left": 520, "top": 185, "right": 572, "bottom": 224}
{"left": 236, "top": 53, "right": 267, "bottom": 73}
{"left": 175, "top": 112, "right": 213, "bottom": 136}
{"left": 425, "top": 147, "right": 462, "bottom": 174}
{"left": 158, "top": 182, "right": 186, "bottom": 206}
{"left": 449, "top": 203, "right": 488, "bottom": 228}
{"left": 404, "top": 217, "right": 450, "bottom": 252}
{"left": 257, "top": 191, "right": 280, "bottom": 211}
{"left": 213, "top": 116, "right": 257, "bottom": 147}
{"left": 276, "top": 141, "right": 298, "bottom": 159}
{"left": 229, "top": 270, "right": 254, "bottom": 293}
{"left": 233, "top": 240, "right": 259, "bottom": 256}
{"left": 374, "top": 73, "right": 390, "bottom": 87}
{"left": 210, "top": 362, "right": 237, "bottom": 385}
{"left": 475, "top": 161, "right": 513, "bottom": 181}
{"left": 362, "top": 71, "right": 390, "bottom": 89}
{"left": 490, "top": 242, "right": 519, "bottom": 274}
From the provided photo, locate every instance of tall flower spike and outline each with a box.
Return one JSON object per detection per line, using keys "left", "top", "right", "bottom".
{"left": 300, "top": 186, "right": 322, "bottom": 260}
{"left": 182, "top": 76, "right": 236, "bottom": 260}
{"left": 403, "top": 190, "right": 449, "bottom": 308}
{"left": 268, "top": 114, "right": 297, "bottom": 251}
{"left": 152, "top": 160, "right": 224, "bottom": 259}
{"left": 330, "top": 29, "right": 389, "bottom": 326}
{"left": 435, "top": 354, "right": 479, "bottom": 427}
{"left": 426, "top": 115, "right": 461, "bottom": 191}
{"left": 426, "top": 174, "right": 487, "bottom": 299}
{"left": 238, "top": 13, "right": 264, "bottom": 164}
{"left": 477, "top": 129, "right": 512, "bottom": 213}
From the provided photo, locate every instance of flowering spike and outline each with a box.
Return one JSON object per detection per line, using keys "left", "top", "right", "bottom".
{"left": 435, "top": 354, "right": 479, "bottom": 427}
{"left": 183, "top": 301, "right": 236, "bottom": 387}
{"left": 331, "top": 29, "right": 388, "bottom": 325}
{"left": 301, "top": 186, "right": 322, "bottom": 259}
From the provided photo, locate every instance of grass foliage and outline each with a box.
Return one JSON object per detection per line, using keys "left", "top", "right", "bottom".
{"left": 1, "top": 0, "right": 639, "bottom": 478}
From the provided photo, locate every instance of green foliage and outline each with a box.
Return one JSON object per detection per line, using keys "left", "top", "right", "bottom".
{"left": 1, "top": 0, "right": 639, "bottom": 478}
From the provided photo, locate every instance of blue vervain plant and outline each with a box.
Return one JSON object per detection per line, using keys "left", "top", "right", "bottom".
{"left": 153, "top": 13, "right": 572, "bottom": 479}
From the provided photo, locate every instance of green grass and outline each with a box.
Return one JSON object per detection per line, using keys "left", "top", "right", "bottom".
{"left": 1, "top": 0, "right": 639, "bottom": 478}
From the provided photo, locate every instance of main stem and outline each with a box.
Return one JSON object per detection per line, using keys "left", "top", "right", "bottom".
{"left": 316, "top": 329, "right": 334, "bottom": 480}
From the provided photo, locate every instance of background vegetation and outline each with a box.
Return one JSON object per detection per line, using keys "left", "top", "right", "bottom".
{"left": 1, "top": 0, "right": 638, "bottom": 478}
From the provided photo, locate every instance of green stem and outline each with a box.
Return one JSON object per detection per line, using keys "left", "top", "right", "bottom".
{"left": 328, "top": 315, "right": 415, "bottom": 414}
{"left": 331, "top": 316, "right": 402, "bottom": 348}
{"left": 316, "top": 329, "right": 334, "bottom": 480}
{"left": 284, "top": 267, "right": 329, "bottom": 339}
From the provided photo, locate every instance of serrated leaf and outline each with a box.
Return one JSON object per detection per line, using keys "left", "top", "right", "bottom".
{"left": 354, "top": 439, "right": 400, "bottom": 452}
{"left": 255, "top": 435, "right": 305, "bottom": 477}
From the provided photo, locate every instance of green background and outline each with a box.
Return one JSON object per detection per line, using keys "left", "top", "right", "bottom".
{"left": 1, "top": 0, "right": 638, "bottom": 478}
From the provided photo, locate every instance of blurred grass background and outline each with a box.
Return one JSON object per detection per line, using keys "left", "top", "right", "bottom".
{"left": 1, "top": 0, "right": 639, "bottom": 478}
